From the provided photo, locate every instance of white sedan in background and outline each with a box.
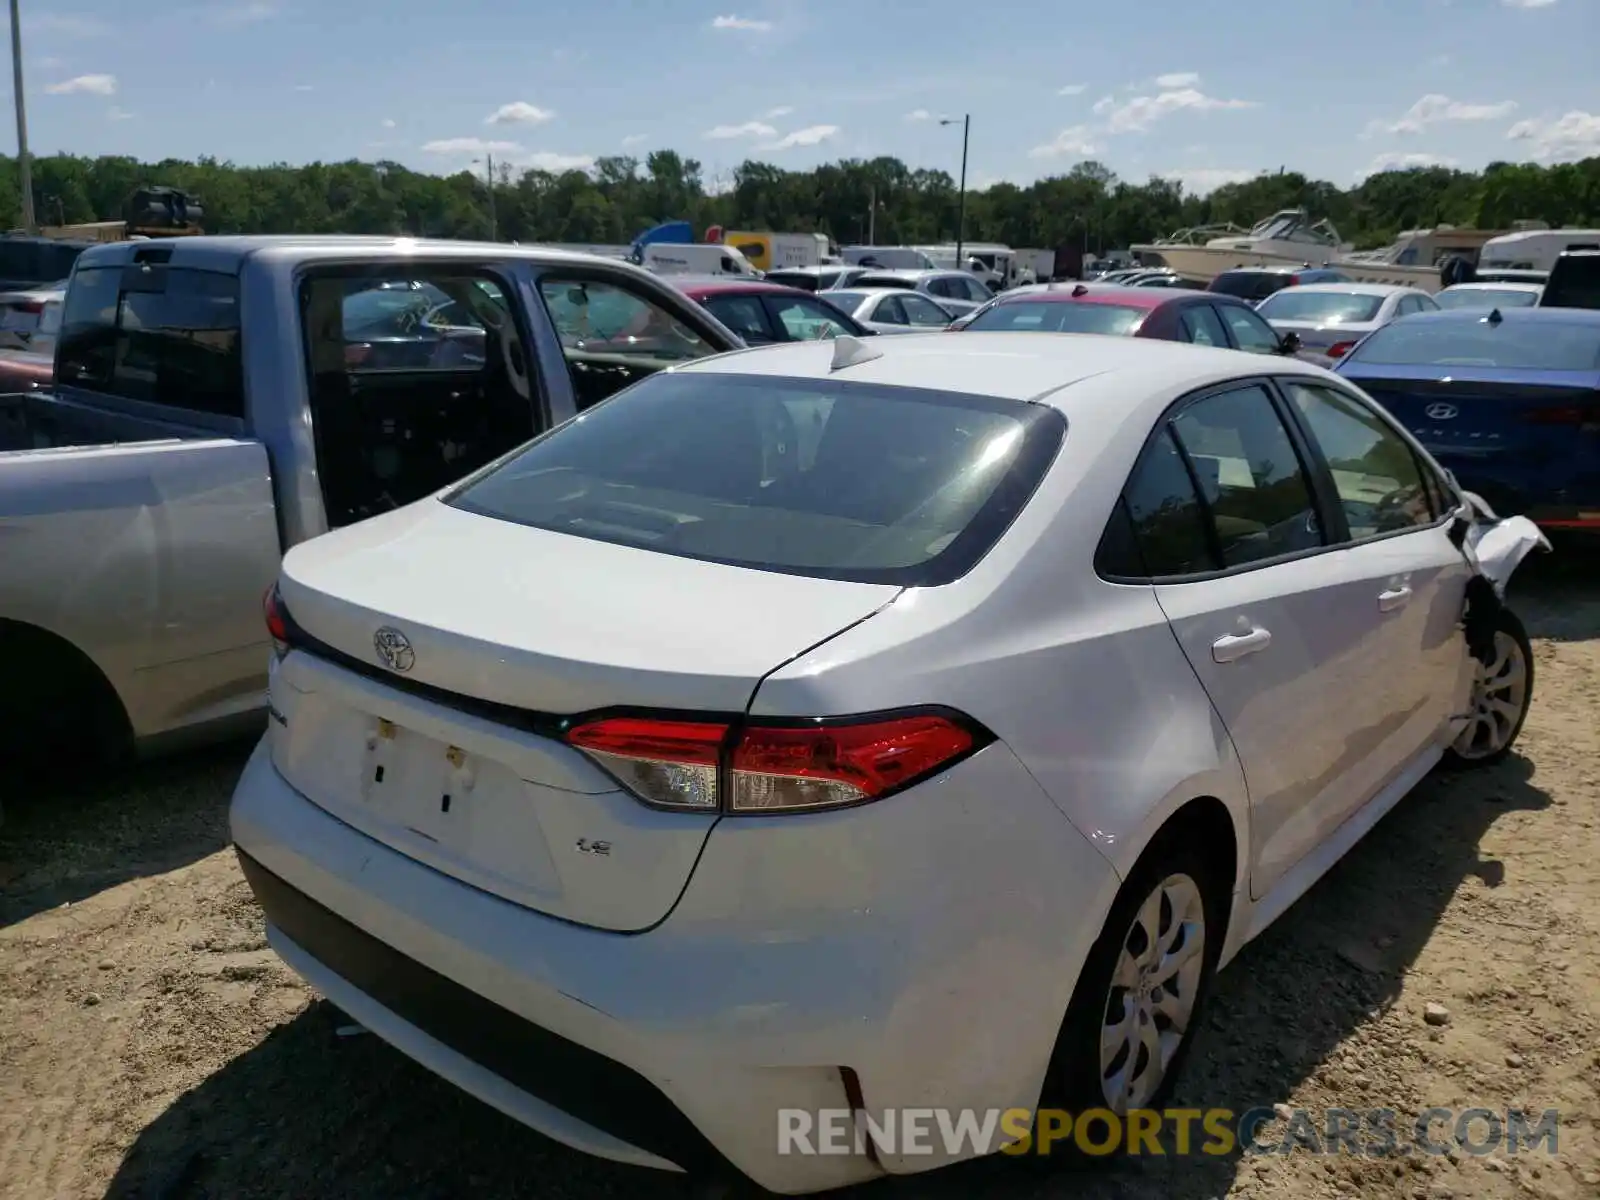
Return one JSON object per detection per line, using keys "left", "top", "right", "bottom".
{"left": 820, "top": 286, "right": 958, "bottom": 333}
{"left": 233, "top": 332, "right": 1544, "bottom": 1194}
{"left": 1434, "top": 281, "right": 1544, "bottom": 311}
{"left": 1256, "top": 282, "right": 1438, "bottom": 361}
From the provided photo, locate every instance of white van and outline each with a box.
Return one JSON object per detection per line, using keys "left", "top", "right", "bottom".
{"left": 841, "top": 245, "right": 938, "bottom": 271}
{"left": 641, "top": 243, "right": 759, "bottom": 277}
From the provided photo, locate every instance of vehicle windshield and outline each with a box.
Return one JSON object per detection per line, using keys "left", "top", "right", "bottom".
{"left": 962, "top": 301, "right": 1145, "bottom": 336}
{"left": 765, "top": 270, "right": 820, "bottom": 291}
{"left": 1434, "top": 287, "right": 1540, "bottom": 311}
{"left": 853, "top": 275, "right": 916, "bottom": 290}
{"left": 1345, "top": 318, "right": 1600, "bottom": 371}
{"left": 1257, "top": 291, "right": 1385, "bottom": 324}
{"left": 1210, "top": 272, "right": 1289, "bottom": 302}
{"left": 446, "top": 372, "right": 1065, "bottom": 586}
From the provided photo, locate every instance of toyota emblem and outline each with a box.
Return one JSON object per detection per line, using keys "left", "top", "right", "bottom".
{"left": 373, "top": 626, "right": 415, "bottom": 672}
{"left": 1424, "top": 403, "right": 1459, "bottom": 421}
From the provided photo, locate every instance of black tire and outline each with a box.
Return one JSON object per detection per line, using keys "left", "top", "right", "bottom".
{"left": 1041, "top": 830, "right": 1228, "bottom": 1134}
{"left": 1443, "top": 606, "right": 1533, "bottom": 769}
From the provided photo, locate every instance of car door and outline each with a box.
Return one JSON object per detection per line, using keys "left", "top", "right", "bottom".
{"left": 1131, "top": 381, "right": 1393, "bottom": 900}
{"left": 1275, "top": 377, "right": 1476, "bottom": 817}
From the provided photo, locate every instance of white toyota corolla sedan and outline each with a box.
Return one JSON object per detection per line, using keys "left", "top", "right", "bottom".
{"left": 232, "top": 331, "right": 1544, "bottom": 1194}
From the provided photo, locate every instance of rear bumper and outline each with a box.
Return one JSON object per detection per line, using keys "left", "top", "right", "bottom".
{"left": 230, "top": 735, "right": 1116, "bottom": 1193}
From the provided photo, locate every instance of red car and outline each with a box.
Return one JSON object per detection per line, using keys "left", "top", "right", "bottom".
{"left": 667, "top": 276, "right": 872, "bottom": 346}
{"left": 949, "top": 282, "right": 1302, "bottom": 357}
{"left": 0, "top": 349, "right": 53, "bottom": 393}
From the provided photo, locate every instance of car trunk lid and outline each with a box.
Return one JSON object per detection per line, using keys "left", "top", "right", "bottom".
{"left": 271, "top": 499, "right": 900, "bottom": 931}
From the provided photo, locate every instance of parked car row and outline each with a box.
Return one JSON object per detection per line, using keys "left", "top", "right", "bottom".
{"left": 0, "top": 232, "right": 1573, "bottom": 1198}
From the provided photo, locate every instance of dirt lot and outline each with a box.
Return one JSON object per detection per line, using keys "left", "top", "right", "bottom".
{"left": 2, "top": 563, "right": 1597, "bottom": 1200}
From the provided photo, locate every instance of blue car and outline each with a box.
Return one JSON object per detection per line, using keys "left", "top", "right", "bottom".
{"left": 1336, "top": 307, "right": 1600, "bottom": 534}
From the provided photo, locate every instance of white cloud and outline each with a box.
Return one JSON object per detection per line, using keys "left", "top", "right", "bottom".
{"left": 107, "top": 106, "right": 133, "bottom": 121}
{"left": 26, "top": 13, "right": 110, "bottom": 36}
{"left": 523, "top": 151, "right": 596, "bottom": 172}
{"left": 764, "top": 105, "right": 794, "bottom": 118}
{"left": 381, "top": 118, "right": 396, "bottom": 129}
{"left": 1507, "top": 110, "right": 1600, "bottom": 161}
{"left": 711, "top": 14, "right": 773, "bottom": 30}
{"left": 621, "top": 133, "right": 647, "bottom": 147}
{"left": 1155, "top": 71, "right": 1200, "bottom": 89}
{"left": 1104, "top": 88, "right": 1256, "bottom": 133}
{"left": 421, "top": 137, "right": 522, "bottom": 156}
{"left": 1502, "top": 0, "right": 1556, "bottom": 8}
{"left": 1157, "top": 167, "right": 1257, "bottom": 196}
{"left": 704, "top": 120, "right": 777, "bottom": 139}
{"left": 1369, "top": 93, "right": 1517, "bottom": 136}
{"left": 1091, "top": 94, "right": 1116, "bottom": 115}
{"left": 904, "top": 108, "right": 932, "bottom": 122}
{"left": 486, "top": 101, "right": 554, "bottom": 126}
{"left": 207, "top": 2, "right": 276, "bottom": 23}
{"left": 1029, "top": 124, "right": 1098, "bottom": 159}
{"left": 1359, "top": 151, "right": 1459, "bottom": 179}
{"left": 1057, "top": 83, "right": 1086, "bottom": 96}
{"left": 760, "top": 124, "right": 839, "bottom": 151}
{"left": 44, "top": 73, "right": 116, "bottom": 95}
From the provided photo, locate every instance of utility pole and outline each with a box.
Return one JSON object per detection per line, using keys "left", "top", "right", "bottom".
{"left": 940, "top": 114, "right": 970, "bottom": 267}
{"left": 867, "top": 184, "right": 875, "bottom": 245}
{"left": 9, "top": 0, "right": 36, "bottom": 233}
{"left": 484, "top": 152, "right": 497, "bottom": 241}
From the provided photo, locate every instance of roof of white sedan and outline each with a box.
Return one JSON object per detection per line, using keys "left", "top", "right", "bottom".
{"left": 1440, "top": 281, "right": 1544, "bottom": 293}
{"left": 1272, "top": 282, "right": 1424, "bottom": 297}
{"left": 681, "top": 330, "right": 1331, "bottom": 406}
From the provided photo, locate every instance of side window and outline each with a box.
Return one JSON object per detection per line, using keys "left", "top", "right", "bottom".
{"left": 925, "top": 278, "right": 953, "bottom": 299}
{"left": 1170, "top": 384, "right": 1324, "bottom": 568}
{"left": 1283, "top": 381, "right": 1436, "bottom": 539}
{"left": 766, "top": 296, "right": 855, "bottom": 341}
{"left": 1121, "top": 428, "right": 1216, "bottom": 577}
{"left": 57, "top": 265, "right": 244, "bottom": 419}
{"left": 902, "top": 294, "right": 950, "bottom": 326}
{"left": 539, "top": 278, "right": 709, "bottom": 362}
{"left": 875, "top": 295, "right": 909, "bottom": 325}
{"left": 1218, "top": 303, "right": 1282, "bottom": 354}
{"left": 338, "top": 279, "right": 493, "bottom": 371}
{"left": 1179, "top": 305, "right": 1229, "bottom": 347}
{"left": 703, "top": 294, "right": 776, "bottom": 344}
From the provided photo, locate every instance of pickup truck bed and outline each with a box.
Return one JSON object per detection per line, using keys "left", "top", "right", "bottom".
{"left": 1, "top": 390, "right": 162, "bottom": 451}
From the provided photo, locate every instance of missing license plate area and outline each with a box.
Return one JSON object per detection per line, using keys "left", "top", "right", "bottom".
{"left": 362, "top": 719, "right": 474, "bottom": 832}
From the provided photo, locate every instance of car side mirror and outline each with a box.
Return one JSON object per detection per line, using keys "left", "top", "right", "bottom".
{"left": 1277, "top": 330, "right": 1302, "bottom": 356}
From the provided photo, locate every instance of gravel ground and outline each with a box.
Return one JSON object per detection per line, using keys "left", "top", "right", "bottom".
{"left": 2, "top": 561, "right": 1597, "bottom": 1200}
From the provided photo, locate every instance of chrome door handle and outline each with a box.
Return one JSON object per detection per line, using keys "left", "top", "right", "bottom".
{"left": 1378, "top": 585, "right": 1413, "bottom": 612}
{"left": 1212, "top": 627, "right": 1272, "bottom": 663}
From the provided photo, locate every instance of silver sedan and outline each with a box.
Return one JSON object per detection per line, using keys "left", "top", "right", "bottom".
{"left": 1255, "top": 282, "right": 1438, "bottom": 362}
{"left": 821, "top": 287, "right": 958, "bottom": 333}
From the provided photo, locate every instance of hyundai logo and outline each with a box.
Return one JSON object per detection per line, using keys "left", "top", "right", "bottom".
{"left": 373, "top": 626, "right": 415, "bottom": 673}
{"left": 1424, "top": 403, "right": 1459, "bottom": 421}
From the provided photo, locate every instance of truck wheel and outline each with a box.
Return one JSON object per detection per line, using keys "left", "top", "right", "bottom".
{"left": 1445, "top": 607, "right": 1533, "bottom": 768}
{"left": 0, "top": 622, "right": 132, "bottom": 783}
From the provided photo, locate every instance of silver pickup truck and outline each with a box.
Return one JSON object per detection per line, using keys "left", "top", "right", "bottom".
{"left": 0, "top": 236, "right": 743, "bottom": 773}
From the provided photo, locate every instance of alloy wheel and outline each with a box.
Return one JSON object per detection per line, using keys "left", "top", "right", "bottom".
{"left": 1452, "top": 630, "right": 1529, "bottom": 761}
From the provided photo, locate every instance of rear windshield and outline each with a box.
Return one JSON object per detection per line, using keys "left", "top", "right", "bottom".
{"left": 823, "top": 290, "right": 868, "bottom": 312}
{"left": 852, "top": 275, "right": 916, "bottom": 290}
{"left": 1209, "top": 272, "right": 1289, "bottom": 302}
{"left": 1257, "top": 291, "right": 1385, "bottom": 324}
{"left": 446, "top": 372, "right": 1065, "bottom": 586}
{"left": 963, "top": 301, "right": 1144, "bottom": 336}
{"left": 1434, "top": 287, "right": 1540, "bottom": 311}
{"left": 1542, "top": 255, "right": 1600, "bottom": 310}
{"left": 1345, "top": 318, "right": 1600, "bottom": 371}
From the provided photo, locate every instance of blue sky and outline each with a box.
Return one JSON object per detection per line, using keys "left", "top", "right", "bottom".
{"left": 10, "top": 0, "right": 1599, "bottom": 196}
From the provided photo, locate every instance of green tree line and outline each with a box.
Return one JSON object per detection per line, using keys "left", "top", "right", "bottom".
{"left": 4, "top": 149, "right": 1598, "bottom": 252}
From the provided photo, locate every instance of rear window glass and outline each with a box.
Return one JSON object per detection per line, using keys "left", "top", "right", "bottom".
{"left": 1209, "top": 272, "right": 1288, "bottom": 302}
{"left": 1542, "top": 255, "right": 1600, "bottom": 311}
{"left": 1346, "top": 317, "right": 1600, "bottom": 371}
{"left": 764, "top": 270, "right": 820, "bottom": 291}
{"left": 1434, "top": 287, "right": 1541, "bottom": 311}
{"left": 822, "top": 290, "right": 868, "bottom": 312}
{"left": 852, "top": 275, "right": 916, "bottom": 290}
{"left": 446, "top": 372, "right": 1065, "bottom": 586}
{"left": 963, "top": 301, "right": 1144, "bottom": 336}
{"left": 1257, "top": 291, "right": 1385, "bottom": 324}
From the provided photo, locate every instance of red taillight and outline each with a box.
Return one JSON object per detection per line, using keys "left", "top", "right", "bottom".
{"left": 1525, "top": 405, "right": 1597, "bottom": 427}
{"left": 1325, "top": 340, "right": 1355, "bottom": 359}
{"left": 263, "top": 585, "right": 291, "bottom": 657}
{"left": 564, "top": 710, "right": 986, "bottom": 814}
{"left": 14, "top": 300, "right": 43, "bottom": 315}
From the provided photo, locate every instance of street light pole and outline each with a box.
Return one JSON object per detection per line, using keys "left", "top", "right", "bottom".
{"left": 472, "top": 153, "right": 498, "bottom": 240}
{"left": 9, "top": 0, "right": 36, "bottom": 234}
{"left": 940, "top": 114, "right": 969, "bottom": 268}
